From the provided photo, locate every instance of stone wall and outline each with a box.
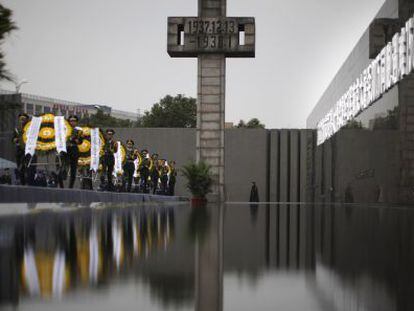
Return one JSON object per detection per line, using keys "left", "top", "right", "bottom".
{"left": 113, "top": 128, "right": 314, "bottom": 202}
{"left": 0, "top": 127, "right": 314, "bottom": 203}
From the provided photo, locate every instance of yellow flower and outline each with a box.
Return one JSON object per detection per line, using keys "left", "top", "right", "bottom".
{"left": 42, "top": 114, "right": 55, "bottom": 123}
{"left": 39, "top": 127, "right": 55, "bottom": 140}
{"left": 78, "top": 157, "right": 91, "bottom": 166}
{"left": 78, "top": 140, "right": 91, "bottom": 153}
{"left": 81, "top": 127, "right": 91, "bottom": 136}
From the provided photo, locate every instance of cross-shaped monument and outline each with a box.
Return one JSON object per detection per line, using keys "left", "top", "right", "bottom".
{"left": 168, "top": 0, "right": 255, "bottom": 201}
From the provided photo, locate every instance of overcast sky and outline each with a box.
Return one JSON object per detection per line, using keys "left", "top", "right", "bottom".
{"left": 0, "top": 0, "right": 385, "bottom": 128}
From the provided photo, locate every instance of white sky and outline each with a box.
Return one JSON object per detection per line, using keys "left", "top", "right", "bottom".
{"left": 0, "top": 0, "right": 385, "bottom": 128}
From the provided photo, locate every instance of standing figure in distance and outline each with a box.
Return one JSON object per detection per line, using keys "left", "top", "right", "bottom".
{"left": 249, "top": 181, "right": 259, "bottom": 202}
{"left": 150, "top": 153, "right": 160, "bottom": 195}
{"left": 168, "top": 160, "right": 177, "bottom": 196}
{"left": 100, "top": 129, "right": 118, "bottom": 191}
{"left": 123, "top": 139, "right": 139, "bottom": 192}
{"left": 12, "top": 113, "right": 30, "bottom": 185}
{"left": 159, "top": 159, "right": 169, "bottom": 195}
{"left": 139, "top": 149, "right": 150, "bottom": 193}
{"left": 65, "top": 115, "right": 83, "bottom": 188}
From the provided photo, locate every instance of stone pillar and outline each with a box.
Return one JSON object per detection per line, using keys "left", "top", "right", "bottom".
{"left": 168, "top": 0, "right": 254, "bottom": 201}
{"left": 198, "top": 0, "right": 226, "bottom": 17}
{"left": 197, "top": 0, "right": 226, "bottom": 201}
{"left": 197, "top": 54, "right": 225, "bottom": 200}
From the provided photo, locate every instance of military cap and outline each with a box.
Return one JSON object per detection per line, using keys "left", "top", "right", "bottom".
{"left": 68, "top": 115, "right": 79, "bottom": 121}
{"left": 18, "top": 112, "right": 29, "bottom": 120}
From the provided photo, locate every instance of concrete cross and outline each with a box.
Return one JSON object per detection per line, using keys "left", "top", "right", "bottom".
{"left": 168, "top": 0, "right": 255, "bottom": 201}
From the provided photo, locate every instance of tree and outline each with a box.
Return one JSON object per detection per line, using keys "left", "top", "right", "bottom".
{"left": 80, "top": 109, "right": 135, "bottom": 128}
{"left": 343, "top": 119, "right": 363, "bottom": 129}
{"left": 0, "top": 4, "right": 17, "bottom": 81}
{"left": 236, "top": 118, "right": 265, "bottom": 129}
{"left": 140, "top": 94, "right": 196, "bottom": 128}
{"left": 372, "top": 106, "right": 399, "bottom": 130}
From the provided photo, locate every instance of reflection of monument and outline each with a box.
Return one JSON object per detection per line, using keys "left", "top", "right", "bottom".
{"left": 167, "top": 0, "right": 255, "bottom": 200}
{"left": 194, "top": 205, "right": 223, "bottom": 311}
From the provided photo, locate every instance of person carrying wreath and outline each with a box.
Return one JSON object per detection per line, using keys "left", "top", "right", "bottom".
{"left": 168, "top": 160, "right": 177, "bottom": 196}
{"left": 159, "top": 159, "right": 169, "bottom": 195}
{"left": 100, "top": 129, "right": 118, "bottom": 191}
{"left": 63, "top": 115, "right": 83, "bottom": 188}
{"left": 139, "top": 149, "right": 150, "bottom": 193}
{"left": 123, "top": 139, "right": 139, "bottom": 192}
{"left": 150, "top": 153, "right": 160, "bottom": 194}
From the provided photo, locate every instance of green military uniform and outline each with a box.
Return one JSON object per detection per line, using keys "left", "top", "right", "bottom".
{"left": 100, "top": 129, "right": 117, "bottom": 191}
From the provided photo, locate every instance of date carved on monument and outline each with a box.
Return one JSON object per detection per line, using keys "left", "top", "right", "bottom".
{"left": 168, "top": 17, "right": 255, "bottom": 57}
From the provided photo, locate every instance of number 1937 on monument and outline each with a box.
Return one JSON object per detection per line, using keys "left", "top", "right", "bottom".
{"left": 167, "top": 17, "right": 255, "bottom": 57}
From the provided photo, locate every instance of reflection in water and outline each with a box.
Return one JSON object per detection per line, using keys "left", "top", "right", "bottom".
{"left": 0, "top": 204, "right": 177, "bottom": 306}
{"left": 0, "top": 203, "right": 413, "bottom": 310}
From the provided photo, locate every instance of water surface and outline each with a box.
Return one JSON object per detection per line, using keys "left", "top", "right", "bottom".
{"left": 0, "top": 202, "right": 412, "bottom": 311}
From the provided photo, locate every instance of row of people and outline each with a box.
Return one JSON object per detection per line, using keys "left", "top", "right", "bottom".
{"left": 12, "top": 113, "right": 177, "bottom": 195}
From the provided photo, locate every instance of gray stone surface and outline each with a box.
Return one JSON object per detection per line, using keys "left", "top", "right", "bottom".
{"left": 1, "top": 127, "right": 315, "bottom": 203}
{"left": 0, "top": 184, "right": 186, "bottom": 204}
{"left": 224, "top": 129, "right": 268, "bottom": 202}
{"left": 113, "top": 128, "right": 271, "bottom": 202}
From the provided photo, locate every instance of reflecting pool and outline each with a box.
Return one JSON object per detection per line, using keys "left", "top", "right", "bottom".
{"left": 0, "top": 202, "right": 412, "bottom": 311}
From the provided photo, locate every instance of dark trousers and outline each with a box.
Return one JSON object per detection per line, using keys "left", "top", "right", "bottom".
{"left": 160, "top": 175, "right": 168, "bottom": 195}
{"left": 101, "top": 155, "right": 115, "bottom": 190}
{"left": 139, "top": 168, "right": 149, "bottom": 193}
{"left": 25, "top": 154, "right": 37, "bottom": 186}
{"left": 123, "top": 162, "right": 134, "bottom": 192}
{"left": 168, "top": 179, "right": 176, "bottom": 196}
{"left": 68, "top": 156, "right": 78, "bottom": 188}
{"left": 80, "top": 168, "right": 93, "bottom": 190}
{"left": 56, "top": 153, "right": 66, "bottom": 188}
{"left": 151, "top": 173, "right": 159, "bottom": 194}
{"left": 15, "top": 149, "right": 26, "bottom": 185}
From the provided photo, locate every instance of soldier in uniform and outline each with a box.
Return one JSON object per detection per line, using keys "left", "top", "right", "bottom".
{"left": 123, "top": 139, "right": 139, "bottom": 192}
{"left": 139, "top": 149, "right": 150, "bottom": 193}
{"left": 150, "top": 153, "right": 160, "bottom": 195}
{"left": 168, "top": 160, "right": 177, "bottom": 196}
{"left": 67, "top": 115, "right": 83, "bottom": 188}
{"left": 159, "top": 159, "right": 169, "bottom": 195}
{"left": 12, "top": 113, "right": 30, "bottom": 185}
{"left": 58, "top": 115, "right": 83, "bottom": 188}
{"left": 100, "top": 129, "right": 118, "bottom": 191}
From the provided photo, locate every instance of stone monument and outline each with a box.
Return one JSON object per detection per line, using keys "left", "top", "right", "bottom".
{"left": 167, "top": 0, "right": 255, "bottom": 201}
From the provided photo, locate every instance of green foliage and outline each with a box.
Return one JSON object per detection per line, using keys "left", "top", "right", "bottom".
{"left": 80, "top": 109, "right": 135, "bottom": 128}
{"left": 0, "top": 4, "right": 17, "bottom": 81}
{"left": 236, "top": 118, "right": 265, "bottom": 129}
{"left": 372, "top": 106, "right": 399, "bottom": 130}
{"left": 140, "top": 94, "right": 196, "bottom": 128}
{"left": 181, "top": 161, "right": 213, "bottom": 198}
{"left": 343, "top": 119, "right": 363, "bottom": 129}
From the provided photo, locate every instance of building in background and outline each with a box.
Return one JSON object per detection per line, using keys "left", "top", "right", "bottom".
{"left": 307, "top": 0, "right": 414, "bottom": 204}
{"left": 0, "top": 90, "right": 140, "bottom": 121}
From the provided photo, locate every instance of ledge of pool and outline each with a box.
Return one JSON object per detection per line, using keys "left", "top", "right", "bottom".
{"left": 0, "top": 184, "right": 189, "bottom": 203}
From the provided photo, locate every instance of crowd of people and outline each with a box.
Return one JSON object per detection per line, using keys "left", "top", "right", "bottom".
{"left": 10, "top": 113, "right": 177, "bottom": 195}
